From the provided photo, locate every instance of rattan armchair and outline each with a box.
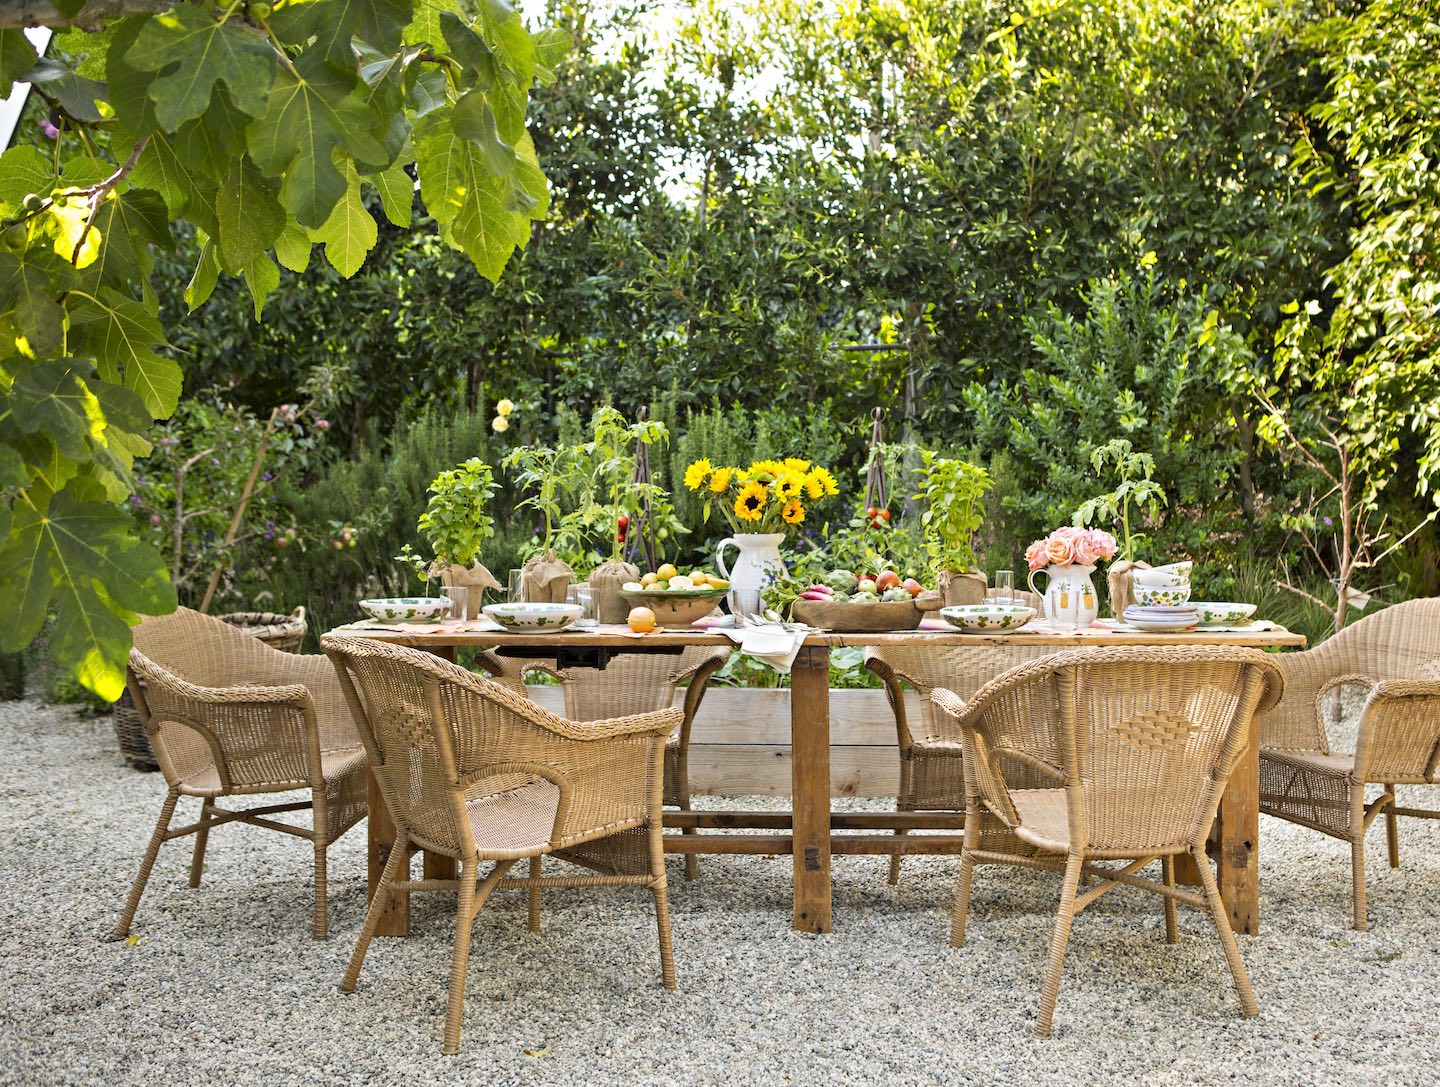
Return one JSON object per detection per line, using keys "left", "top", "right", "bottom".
{"left": 1257, "top": 598, "right": 1440, "bottom": 930}
{"left": 934, "top": 646, "right": 1283, "bottom": 1037}
{"left": 475, "top": 645, "right": 730, "bottom": 882}
{"left": 323, "top": 634, "right": 682, "bottom": 1055}
{"left": 114, "top": 608, "right": 367, "bottom": 941}
{"left": 865, "top": 643, "right": 1057, "bottom": 883}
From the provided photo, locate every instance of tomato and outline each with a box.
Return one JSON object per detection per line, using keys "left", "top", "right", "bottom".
{"left": 865, "top": 506, "right": 877, "bottom": 519}
{"left": 879, "top": 509, "right": 891, "bottom": 521}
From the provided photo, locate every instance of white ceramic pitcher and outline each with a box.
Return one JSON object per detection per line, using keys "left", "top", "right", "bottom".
{"left": 1027, "top": 563, "right": 1099, "bottom": 631}
{"left": 715, "top": 532, "right": 787, "bottom": 620}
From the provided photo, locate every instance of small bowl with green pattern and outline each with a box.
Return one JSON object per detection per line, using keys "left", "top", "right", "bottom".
{"left": 481, "top": 602, "right": 583, "bottom": 632}
{"left": 1133, "top": 585, "right": 1192, "bottom": 608}
{"left": 1193, "top": 601, "right": 1257, "bottom": 627}
{"left": 359, "top": 597, "right": 454, "bottom": 623}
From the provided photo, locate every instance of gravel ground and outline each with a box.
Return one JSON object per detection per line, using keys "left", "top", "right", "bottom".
{"left": 2, "top": 698, "right": 1439, "bottom": 1087}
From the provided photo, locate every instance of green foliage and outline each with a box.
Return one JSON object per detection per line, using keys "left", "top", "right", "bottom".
{"left": 914, "top": 452, "right": 991, "bottom": 575}
{"left": 1072, "top": 439, "right": 1169, "bottom": 563}
{"left": 406, "top": 457, "right": 499, "bottom": 574}
{"left": 967, "top": 265, "right": 1249, "bottom": 562}
{"left": 0, "top": 0, "right": 558, "bottom": 697}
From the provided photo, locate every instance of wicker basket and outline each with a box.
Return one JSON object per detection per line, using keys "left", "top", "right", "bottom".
{"left": 113, "top": 607, "right": 308, "bottom": 770}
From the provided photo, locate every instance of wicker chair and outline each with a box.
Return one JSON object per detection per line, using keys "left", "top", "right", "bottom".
{"left": 865, "top": 643, "right": 1059, "bottom": 883}
{"left": 1257, "top": 598, "right": 1440, "bottom": 930}
{"left": 323, "top": 635, "right": 682, "bottom": 1055}
{"left": 114, "top": 608, "right": 367, "bottom": 941}
{"left": 475, "top": 645, "right": 730, "bottom": 882}
{"left": 933, "top": 646, "right": 1283, "bottom": 1037}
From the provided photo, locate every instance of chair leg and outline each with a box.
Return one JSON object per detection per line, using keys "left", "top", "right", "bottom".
{"left": 676, "top": 749, "right": 699, "bottom": 882}
{"left": 313, "top": 838, "right": 329, "bottom": 940}
{"left": 341, "top": 834, "right": 408, "bottom": 994}
{"left": 442, "top": 859, "right": 480, "bottom": 1056}
{"left": 950, "top": 852, "right": 976, "bottom": 949}
{"left": 1384, "top": 785, "right": 1400, "bottom": 869}
{"left": 650, "top": 819, "right": 677, "bottom": 990}
{"left": 1191, "top": 845, "right": 1257, "bottom": 1018}
{"left": 526, "top": 856, "right": 542, "bottom": 933}
{"left": 188, "top": 799, "right": 213, "bottom": 888}
{"left": 113, "top": 789, "right": 180, "bottom": 940}
{"left": 1035, "top": 852, "right": 1085, "bottom": 1039}
{"left": 889, "top": 828, "right": 907, "bottom": 886}
{"left": 1351, "top": 833, "right": 1370, "bottom": 932}
{"left": 1162, "top": 856, "right": 1179, "bottom": 945}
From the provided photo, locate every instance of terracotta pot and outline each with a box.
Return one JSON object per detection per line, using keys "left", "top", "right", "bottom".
{"left": 939, "top": 568, "right": 988, "bottom": 607}
{"left": 588, "top": 559, "right": 640, "bottom": 624}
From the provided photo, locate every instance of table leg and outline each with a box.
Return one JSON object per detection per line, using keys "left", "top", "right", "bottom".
{"left": 791, "top": 645, "right": 832, "bottom": 933}
{"left": 1215, "top": 713, "right": 1260, "bottom": 935}
{"left": 367, "top": 769, "right": 410, "bottom": 936}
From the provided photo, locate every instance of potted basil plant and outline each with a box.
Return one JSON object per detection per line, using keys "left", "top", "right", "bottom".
{"left": 916, "top": 452, "right": 992, "bottom": 606}
{"left": 398, "top": 458, "right": 501, "bottom": 620}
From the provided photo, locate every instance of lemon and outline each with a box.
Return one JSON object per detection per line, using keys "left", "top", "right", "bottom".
{"left": 627, "top": 606, "right": 657, "bottom": 633}
{"left": 707, "top": 578, "right": 729, "bottom": 591}
{"left": 641, "top": 572, "right": 658, "bottom": 587}
{"left": 622, "top": 581, "right": 644, "bottom": 592}
{"left": 656, "top": 562, "right": 677, "bottom": 581}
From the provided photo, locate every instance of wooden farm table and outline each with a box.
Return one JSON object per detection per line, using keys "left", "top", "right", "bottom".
{"left": 334, "top": 621, "right": 1305, "bottom": 938}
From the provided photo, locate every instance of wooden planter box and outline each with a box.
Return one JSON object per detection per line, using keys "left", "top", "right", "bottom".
{"left": 526, "top": 685, "right": 915, "bottom": 798}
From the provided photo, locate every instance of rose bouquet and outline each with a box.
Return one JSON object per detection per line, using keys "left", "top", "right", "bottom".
{"left": 1025, "top": 526, "right": 1118, "bottom": 570}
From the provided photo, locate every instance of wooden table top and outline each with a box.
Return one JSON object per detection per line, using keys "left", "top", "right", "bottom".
{"left": 330, "top": 620, "right": 1307, "bottom": 650}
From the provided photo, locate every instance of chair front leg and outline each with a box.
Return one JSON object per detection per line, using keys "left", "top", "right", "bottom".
{"left": 890, "top": 758, "right": 914, "bottom": 886}
{"left": 1384, "top": 783, "right": 1400, "bottom": 869}
{"left": 677, "top": 746, "right": 699, "bottom": 883}
{"left": 312, "top": 794, "right": 330, "bottom": 940}
{"left": 526, "top": 856, "right": 542, "bottom": 933}
{"left": 649, "top": 817, "right": 677, "bottom": 991}
{"left": 1034, "top": 851, "right": 1085, "bottom": 1039}
{"left": 114, "top": 789, "right": 180, "bottom": 940}
{"left": 443, "top": 858, "right": 515, "bottom": 1055}
{"left": 188, "top": 799, "right": 213, "bottom": 888}
{"left": 1162, "top": 856, "right": 1179, "bottom": 945}
{"left": 1351, "top": 784, "right": 1370, "bottom": 932}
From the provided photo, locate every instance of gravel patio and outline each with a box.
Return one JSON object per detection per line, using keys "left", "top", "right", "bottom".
{"left": 2, "top": 698, "right": 1438, "bottom": 1087}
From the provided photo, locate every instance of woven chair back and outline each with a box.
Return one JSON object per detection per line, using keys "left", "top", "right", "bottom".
{"left": 1330, "top": 598, "right": 1440, "bottom": 680}
{"left": 968, "top": 648, "right": 1281, "bottom": 853}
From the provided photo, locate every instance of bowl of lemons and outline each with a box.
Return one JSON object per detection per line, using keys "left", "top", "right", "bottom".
{"left": 620, "top": 563, "right": 729, "bottom": 629}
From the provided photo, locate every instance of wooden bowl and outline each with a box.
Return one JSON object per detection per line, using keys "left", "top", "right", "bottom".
{"left": 791, "top": 598, "right": 924, "bottom": 632}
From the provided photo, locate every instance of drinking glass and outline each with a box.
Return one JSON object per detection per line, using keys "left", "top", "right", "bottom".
{"left": 994, "top": 569, "right": 1014, "bottom": 605}
{"left": 507, "top": 568, "right": 525, "bottom": 603}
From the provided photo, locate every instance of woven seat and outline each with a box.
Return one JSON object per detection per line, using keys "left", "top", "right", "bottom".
{"left": 865, "top": 643, "right": 1060, "bottom": 882}
{"left": 1257, "top": 598, "right": 1440, "bottom": 930}
{"left": 935, "top": 646, "right": 1283, "bottom": 1037}
{"left": 323, "top": 634, "right": 682, "bottom": 1055}
{"left": 114, "top": 608, "right": 367, "bottom": 941}
{"left": 475, "top": 645, "right": 729, "bottom": 882}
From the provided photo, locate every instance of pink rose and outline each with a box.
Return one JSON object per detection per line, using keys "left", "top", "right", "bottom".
{"left": 1025, "top": 539, "right": 1049, "bottom": 571}
{"left": 1088, "top": 529, "right": 1118, "bottom": 562}
{"left": 1044, "top": 532, "right": 1076, "bottom": 566}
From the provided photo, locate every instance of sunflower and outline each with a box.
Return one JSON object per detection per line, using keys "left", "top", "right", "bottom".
{"left": 747, "top": 459, "right": 783, "bottom": 479}
{"left": 803, "top": 474, "right": 825, "bottom": 500}
{"left": 781, "top": 498, "right": 805, "bottom": 525}
{"left": 775, "top": 469, "right": 804, "bottom": 500}
{"left": 683, "top": 458, "right": 713, "bottom": 490}
{"left": 806, "top": 466, "right": 839, "bottom": 497}
{"left": 734, "top": 481, "right": 767, "bottom": 522}
{"left": 709, "top": 467, "right": 733, "bottom": 492}
{"left": 783, "top": 457, "right": 812, "bottom": 473}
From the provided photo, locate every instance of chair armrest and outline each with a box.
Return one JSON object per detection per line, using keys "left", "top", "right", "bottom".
{"left": 1353, "top": 680, "right": 1440, "bottom": 783}
{"left": 865, "top": 650, "right": 920, "bottom": 754}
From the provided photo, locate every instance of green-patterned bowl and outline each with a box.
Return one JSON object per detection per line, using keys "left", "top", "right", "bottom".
{"left": 939, "top": 604, "right": 1037, "bottom": 633}
{"left": 359, "top": 597, "right": 453, "bottom": 622}
{"left": 481, "top": 602, "right": 583, "bottom": 632}
{"left": 1193, "top": 601, "right": 1258, "bottom": 626}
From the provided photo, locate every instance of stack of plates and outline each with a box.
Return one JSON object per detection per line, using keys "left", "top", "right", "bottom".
{"left": 1123, "top": 604, "right": 1200, "bottom": 632}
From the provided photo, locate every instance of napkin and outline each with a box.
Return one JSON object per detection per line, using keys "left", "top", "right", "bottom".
{"left": 715, "top": 620, "right": 810, "bottom": 674}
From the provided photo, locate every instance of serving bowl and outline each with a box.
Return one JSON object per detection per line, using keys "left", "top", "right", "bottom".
{"left": 481, "top": 602, "right": 583, "bottom": 632}
{"left": 620, "top": 588, "right": 726, "bottom": 629}
{"left": 359, "top": 597, "right": 453, "bottom": 623}
{"left": 1133, "top": 584, "right": 1192, "bottom": 608}
{"left": 939, "top": 604, "right": 1037, "bottom": 634}
{"left": 1132, "top": 562, "right": 1194, "bottom": 588}
{"left": 1193, "top": 601, "right": 1258, "bottom": 626}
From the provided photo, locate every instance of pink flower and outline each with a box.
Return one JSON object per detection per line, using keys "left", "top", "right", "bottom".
{"left": 1025, "top": 538, "right": 1049, "bottom": 570}
{"left": 1044, "top": 533, "right": 1076, "bottom": 566}
{"left": 1088, "top": 529, "right": 1118, "bottom": 561}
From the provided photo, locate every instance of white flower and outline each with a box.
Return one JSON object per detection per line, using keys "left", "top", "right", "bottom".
{"left": 491, "top": 416, "right": 509, "bottom": 433}
{"left": 496, "top": 398, "right": 515, "bottom": 417}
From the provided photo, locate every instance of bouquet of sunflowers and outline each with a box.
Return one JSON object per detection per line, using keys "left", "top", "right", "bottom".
{"left": 683, "top": 457, "right": 839, "bottom": 534}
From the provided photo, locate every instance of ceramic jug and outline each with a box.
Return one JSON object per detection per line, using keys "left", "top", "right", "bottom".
{"left": 715, "top": 533, "right": 787, "bottom": 620}
{"left": 1027, "top": 564, "right": 1099, "bottom": 631}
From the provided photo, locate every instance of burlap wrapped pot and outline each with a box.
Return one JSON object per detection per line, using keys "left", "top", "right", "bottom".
{"left": 939, "top": 568, "right": 988, "bottom": 607}
{"left": 588, "top": 559, "right": 640, "bottom": 624}
{"left": 1106, "top": 559, "right": 1151, "bottom": 619}
{"left": 434, "top": 561, "right": 501, "bottom": 621}
{"left": 521, "top": 551, "right": 574, "bottom": 603}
